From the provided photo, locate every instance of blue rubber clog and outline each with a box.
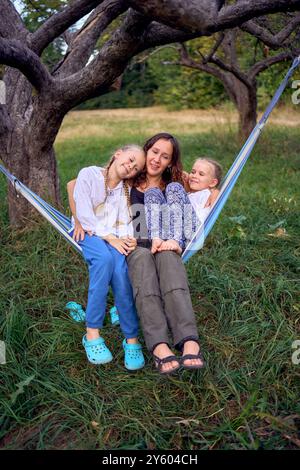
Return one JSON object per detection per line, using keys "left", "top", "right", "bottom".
{"left": 82, "top": 335, "right": 113, "bottom": 365}
{"left": 109, "top": 306, "right": 120, "bottom": 326}
{"left": 65, "top": 301, "right": 86, "bottom": 322}
{"left": 123, "top": 339, "right": 145, "bottom": 371}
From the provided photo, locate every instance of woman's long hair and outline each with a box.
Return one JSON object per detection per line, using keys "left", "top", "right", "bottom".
{"left": 133, "top": 133, "right": 184, "bottom": 189}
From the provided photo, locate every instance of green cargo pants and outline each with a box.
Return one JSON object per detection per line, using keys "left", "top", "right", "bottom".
{"left": 127, "top": 247, "right": 199, "bottom": 352}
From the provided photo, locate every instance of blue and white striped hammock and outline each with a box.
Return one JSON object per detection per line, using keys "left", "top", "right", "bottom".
{"left": 1, "top": 56, "right": 299, "bottom": 263}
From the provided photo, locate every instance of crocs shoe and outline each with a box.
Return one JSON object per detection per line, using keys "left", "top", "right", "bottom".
{"left": 123, "top": 339, "right": 145, "bottom": 371}
{"left": 109, "top": 306, "right": 120, "bottom": 326}
{"left": 82, "top": 335, "right": 113, "bottom": 365}
{"left": 65, "top": 302, "right": 86, "bottom": 322}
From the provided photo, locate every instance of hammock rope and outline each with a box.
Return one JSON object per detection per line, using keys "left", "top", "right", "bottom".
{"left": 1, "top": 56, "right": 299, "bottom": 263}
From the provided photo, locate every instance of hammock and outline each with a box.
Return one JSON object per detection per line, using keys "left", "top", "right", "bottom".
{"left": 1, "top": 56, "right": 299, "bottom": 263}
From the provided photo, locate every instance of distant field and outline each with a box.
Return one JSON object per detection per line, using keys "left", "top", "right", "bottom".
{"left": 0, "top": 107, "right": 299, "bottom": 450}
{"left": 56, "top": 106, "right": 300, "bottom": 143}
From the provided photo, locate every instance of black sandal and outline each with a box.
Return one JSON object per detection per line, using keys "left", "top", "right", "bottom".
{"left": 153, "top": 354, "right": 181, "bottom": 375}
{"left": 181, "top": 351, "right": 205, "bottom": 370}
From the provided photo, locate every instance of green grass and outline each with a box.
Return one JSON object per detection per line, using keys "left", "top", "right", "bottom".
{"left": 0, "top": 111, "right": 299, "bottom": 450}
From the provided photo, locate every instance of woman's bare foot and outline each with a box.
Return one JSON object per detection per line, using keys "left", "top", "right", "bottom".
{"left": 151, "top": 238, "right": 163, "bottom": 254}
{"left": 157, "top": 240, "right": 182, "bottom": 255}
{"left": 153, "top": 343, "right": 180, "bottom": 374}
{"left": 181, "top": 341, "right": 204, "bottom": 368}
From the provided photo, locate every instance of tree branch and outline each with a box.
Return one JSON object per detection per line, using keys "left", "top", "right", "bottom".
{"left": 53, "top": 0, "right": 127, "bottom": 77}
{"left": 249, "top": 50, "right": 295, "bottom": 78}
{"left": 128, "top": 0, "right": 218, "bottom": 32}
{"left": 203, "top": 33, "right": 225, "bottom": 63}
{"left": 0, "top": 0, "right": 28, "bottom": 40}
{"left": 217, "top": 1, "right": 300, "bottom": 32}
{"left": 241, "top": 14, "right": 300, "bottom": 48}
{"left": 208, "top": 54, "right": 252, "bottom": 87}
{"left": 0, "top": 38, "right": 53, "bottom": 92}
{"left": 128, "top": 0, "right": 300, "bottom": 35}
{"left": 30, "top": 0, "right": 106, "bottom": 55}
{"left": 172, "top": 43, "right": 228, "bottom": 84}
{"left": 57, "top": 10, "right": 150, "bottom": 107}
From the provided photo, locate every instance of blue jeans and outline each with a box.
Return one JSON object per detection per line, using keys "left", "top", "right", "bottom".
{"left": 78, "top": 234, "right": 139, "bottom": 339}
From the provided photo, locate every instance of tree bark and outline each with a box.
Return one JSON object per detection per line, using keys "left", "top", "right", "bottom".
{"left": 1, "top": 69, "right": 63, "bottom": 226}
{"left": 232, "top": 79, "right": 257, "bottom": 141}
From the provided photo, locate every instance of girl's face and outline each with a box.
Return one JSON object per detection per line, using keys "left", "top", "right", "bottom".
{"left": 114, "top": 149, "right": 146, "bottom": 179}
{"left": 146, "top": 139, "right": 173, "bottom": 178}
{"left": 188, "top": 160, "right": 218, "bottom": 192}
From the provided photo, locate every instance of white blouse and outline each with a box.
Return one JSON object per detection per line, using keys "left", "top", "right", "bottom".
{"left": 73, "top": 166, "right": 133, "bottom": 238}
{"left": 188, "top": 188, "right": 211, "bottom": 223}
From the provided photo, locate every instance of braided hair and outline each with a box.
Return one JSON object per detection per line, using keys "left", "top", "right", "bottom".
{"left": 103, "top": 144, "right": 144, "bottom": 219}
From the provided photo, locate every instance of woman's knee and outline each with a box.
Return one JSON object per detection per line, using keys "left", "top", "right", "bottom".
{"left": 144, "top": 187, "right": 165, "bottom": 205}
{"left": 166, "top": 182, "right": 184, "bottom": 196}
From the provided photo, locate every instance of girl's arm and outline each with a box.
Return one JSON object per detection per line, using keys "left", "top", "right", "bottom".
{"left": 67, "top": 179, "right": 77, "bottom": 219}
{"left": 204, "top": 188, "right": 220, "bottom": 208}
{"left": 67, "top": 178, "right": 86, "bottom": 241}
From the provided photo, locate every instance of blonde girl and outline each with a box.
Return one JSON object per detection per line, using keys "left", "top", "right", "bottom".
{"left": 68, "top": 145, "right": 146, "bottom": 370}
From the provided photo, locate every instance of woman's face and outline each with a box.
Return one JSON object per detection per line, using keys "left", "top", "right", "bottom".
{"left": 146, "top": 139, "right": 173, "bottom": 178}
{"left": 115, "top": 149, "right": 146, "bottom": 179}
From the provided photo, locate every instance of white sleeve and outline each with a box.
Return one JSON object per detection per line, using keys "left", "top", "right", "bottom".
{"left": 195, "top": 206, "right": 210, "bottom": 224}
{"left": 188, "top": 190, "right": 211, "bottom": 224}
{"left": 73, "top": 167, "right": 98, "bottom": 232}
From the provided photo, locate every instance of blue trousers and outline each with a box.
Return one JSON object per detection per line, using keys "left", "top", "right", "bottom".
{"left": 78, "top": 234, "right": 139, "bottom": 338}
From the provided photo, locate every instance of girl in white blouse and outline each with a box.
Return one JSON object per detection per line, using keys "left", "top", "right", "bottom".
{"left": 145, "top": 158, "right": 222, "bottom": 254}
{"left": 68, "top": 145, "right": 146, "bottom": 370}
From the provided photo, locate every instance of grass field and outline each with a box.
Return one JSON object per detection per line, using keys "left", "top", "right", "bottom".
{"left": 0, "top": 107, "right": 299, "bottom": 450}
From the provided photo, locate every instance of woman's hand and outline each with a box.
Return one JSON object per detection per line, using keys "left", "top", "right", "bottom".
{"left": 157, "top": 239, "right": 182, "bottom": 255}
{"left": 205, "top": 188, "right": 220, "bottom": 207}
{"left": 151, "top": 238, "right": 163, "bottom": 254}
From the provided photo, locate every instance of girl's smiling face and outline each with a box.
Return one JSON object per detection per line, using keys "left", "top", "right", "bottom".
{"left": 115, "top": 148, "right": 146, "bottom": 179}
{"left": 146, "top": 139, "right": 173, "bottom": 177}
{"left": 188, "top": 159, "right": 218, "bottom": 192}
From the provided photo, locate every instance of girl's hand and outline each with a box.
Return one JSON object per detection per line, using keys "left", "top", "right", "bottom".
{"left": 182, "top": 171, "right": 191, "bottom": 192}
{"left": 205, "top": 188, "right": 220, "bottom": 207}
{"left": 182, "top": 171, "right": 189, "bottom": 183}
{"left": 121, "top": 236, "right": 137, "bottom": 253}
{"left": 107, "top": 237, "right": 131, "bottom": 256}
{"left": 73, "top": 219, "right": 86, "bottom": 242}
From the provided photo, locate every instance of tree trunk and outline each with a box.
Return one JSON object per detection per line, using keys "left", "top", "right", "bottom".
{"left": 2, "top": 71, "right": 62, "bottom": 227}
{"left": 236, "top": 82, "right": 257, "bottom": 141}
{"left": 224, "top": 75, "right": 257, "bottom": 142}
{"left": 6, "top": 141, "right": 60, "bottom": 227}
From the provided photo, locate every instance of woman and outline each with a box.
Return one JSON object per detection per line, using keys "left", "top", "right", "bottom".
{"left": 128, "top": 133, "right": 204, "bottom": 374}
